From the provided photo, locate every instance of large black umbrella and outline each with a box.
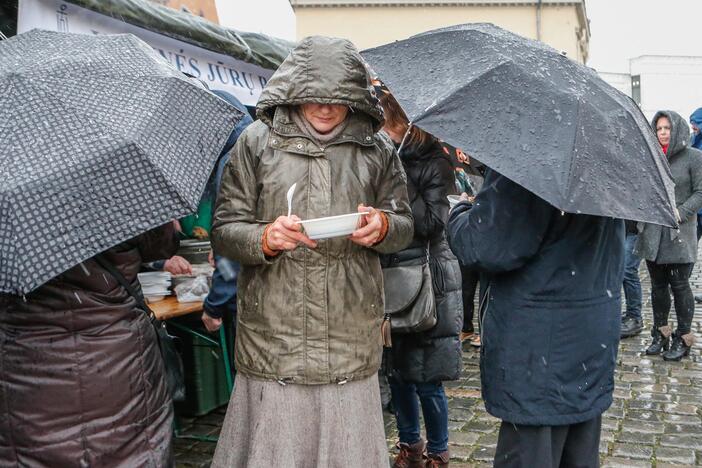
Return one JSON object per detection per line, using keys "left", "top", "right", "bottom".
{"left": 362, "top": 23, "right": 677, "bottom": 227}
{"left": 0, "top": 29, "right": 244, "bottom": 295}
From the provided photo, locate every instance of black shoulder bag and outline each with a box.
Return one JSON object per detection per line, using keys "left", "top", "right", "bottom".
{"left": 95, "top": 255, "right": 186, "bottom": 402}
{"left": 381, "top": 246, "right": 437, "bottom": 339}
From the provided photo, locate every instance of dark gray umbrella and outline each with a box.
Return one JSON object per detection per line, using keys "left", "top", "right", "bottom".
{"left": 362, "top": 23, "right": 677, "bottom": 227}
{"left": 0, "top": 29, "right": 244, "bottom": 295}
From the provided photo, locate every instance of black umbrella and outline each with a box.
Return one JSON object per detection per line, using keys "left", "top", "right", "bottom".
{"left": 0, "top": 29, "right": 244, "bottom": 295}
{"left": 362, "top": 23, "right": 677, "bottom": 227}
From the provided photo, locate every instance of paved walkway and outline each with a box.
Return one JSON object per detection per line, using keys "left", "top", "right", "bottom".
{"left": 175, "top": 263, "right": 702, "bottom": 467}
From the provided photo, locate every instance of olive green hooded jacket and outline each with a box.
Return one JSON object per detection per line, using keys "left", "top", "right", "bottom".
{"left": 211, "top": 36, "right": 413, "bottom": 384}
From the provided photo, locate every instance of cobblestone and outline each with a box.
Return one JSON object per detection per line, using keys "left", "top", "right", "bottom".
{"left": 176, "top": 259, "right": 702, "bottom": 466}
{"left": 448, "top": 445, "right": 473, "bottom": 462}
{"left": 615, "top": 431, "right": 657, "bottom": 445}
{"left": 601, "top": 457, "right": 651, "bottom": 468}
{"left": 448, "top": 430, "right": 480, "bottom": 446}
{"left": 612, "top": 442, "right": 654, "bottom": 460}
{"left": 663, "top": 413, "right": 702, "bottom": 425}
{"left": 655, "top": 446, "right": 697, "bottom": 465}
{"left": 660, "top": 434, "right": 702, "bottom": 450}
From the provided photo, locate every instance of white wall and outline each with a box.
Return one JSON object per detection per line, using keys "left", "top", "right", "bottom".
{"left": 598, "top": 71, "right": 632, "bottom": 97}
{"left": 630, "top": 56, "right": 702, "bottom": 123}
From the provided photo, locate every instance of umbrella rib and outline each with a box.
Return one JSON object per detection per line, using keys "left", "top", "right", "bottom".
{"left": 408, "top": 58, "right": 515, "bottom": 125}
{"left": 563, "top": 98, "right": 582, "bottom": 207}
{"left": 134, "top": 138, "right": 197, "bottom": 213}
{"left": 585, "top": 78, "right": 675, "bottom": 217}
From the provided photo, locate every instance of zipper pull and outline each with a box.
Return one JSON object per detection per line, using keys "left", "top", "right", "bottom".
{"left": 381, "top": 314, "right": 392, "bottom": 348}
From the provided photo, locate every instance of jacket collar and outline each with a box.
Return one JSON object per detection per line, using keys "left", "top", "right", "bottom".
{"left": 269, "top": 106, "right": 376, "bottom": 157}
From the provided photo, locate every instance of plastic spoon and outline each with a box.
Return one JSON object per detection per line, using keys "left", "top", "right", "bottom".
{"left": 286, "top": 183, "right": 297, "bottom": 218}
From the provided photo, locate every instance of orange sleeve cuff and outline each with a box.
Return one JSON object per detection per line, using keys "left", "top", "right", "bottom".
{"left": 374, "top": 211, "right": 389, "bottom": 245}
{"left": 262, "top": 224, "right": 280, "bottom": 257}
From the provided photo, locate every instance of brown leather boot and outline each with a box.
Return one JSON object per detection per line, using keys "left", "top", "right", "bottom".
{"left": 392, "top": 440, "right": 425, "bottom": 468}
{"left": 425, "top": 450, "right": 449, "bottom": 467}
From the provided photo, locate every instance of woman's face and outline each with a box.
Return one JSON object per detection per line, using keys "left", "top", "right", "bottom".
{"left": 300, "top": 103, "right": 349, "bottom": 134}
{"left": 656, "top": 116, "right": 671, "bottom": 147}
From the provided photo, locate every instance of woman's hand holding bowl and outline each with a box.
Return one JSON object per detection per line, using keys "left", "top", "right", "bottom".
{"left": 350, "top": 204, "right": 384, "bottom": 247}
{"left": 266, "top": 215, "right": 318, "bottom": 251}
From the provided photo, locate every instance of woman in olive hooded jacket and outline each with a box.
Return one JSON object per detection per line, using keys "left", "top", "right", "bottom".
{"left": 210, "top": 36, "right": 413, "bottom": 467}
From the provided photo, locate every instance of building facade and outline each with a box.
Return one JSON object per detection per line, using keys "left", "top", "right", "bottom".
{"left": 599, "top": 56, "right": 702, "bottom": 123}
{"left": 630, "top": 56, "right": 702, "bottom": 122}
{"left": 290, "top": 0, "right": 590, "bottom": 64}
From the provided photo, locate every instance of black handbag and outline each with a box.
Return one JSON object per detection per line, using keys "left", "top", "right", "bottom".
{"left": 382, "top": 248, "right": 437, "bottom": 336}
{"left": 95, "top": 255, "right": 186, "bottom": 402}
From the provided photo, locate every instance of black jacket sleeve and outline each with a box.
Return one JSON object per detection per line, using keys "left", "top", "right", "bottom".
{"left": 410, "top": 156, "right": 455, "bottom": 241}
{"left": 135, "top": 222, "right": 179, "bottom": 263}
{"left": 447, "top": 169, "right": 554, "bottom": 273}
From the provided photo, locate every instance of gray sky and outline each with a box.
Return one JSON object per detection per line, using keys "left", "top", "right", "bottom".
{"left": 587, "top": 0, "right": 701, "bottom": 73}
{"left": 215, "top": 0, "right": 296, "bottom": 41}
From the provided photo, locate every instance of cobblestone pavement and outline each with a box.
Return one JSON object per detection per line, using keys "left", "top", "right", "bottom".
{"left": 175, "top": 264, "right": 702, "bottom": 467}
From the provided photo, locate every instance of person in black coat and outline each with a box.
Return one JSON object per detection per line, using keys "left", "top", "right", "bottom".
{"left": 380, "top": 92, "right": 463, "bottom": 468}
{"left": 447, "top": 168, "right": 625, "bottom": 468}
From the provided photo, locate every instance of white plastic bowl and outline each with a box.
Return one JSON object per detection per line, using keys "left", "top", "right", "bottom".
{"left": 297, "top": 212, "right": 369, "bottom": 240}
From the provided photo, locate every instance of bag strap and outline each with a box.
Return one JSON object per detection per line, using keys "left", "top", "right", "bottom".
{"left": 94, "top": 254, "right": 156, "bottom": 322}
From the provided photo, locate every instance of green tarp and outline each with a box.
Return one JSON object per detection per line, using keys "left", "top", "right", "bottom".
{"left": 59, "top": 0, "right": 294, "bottom": 70}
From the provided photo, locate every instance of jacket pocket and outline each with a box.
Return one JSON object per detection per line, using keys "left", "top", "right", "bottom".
{"left": 547, "top": 301, "right": 619, "bottom": 415}
{"left": 237, "top": 268, "right": 260, "bottom": 319}
{"left": 488, "top": 300, "right": 550, "bottom": 413}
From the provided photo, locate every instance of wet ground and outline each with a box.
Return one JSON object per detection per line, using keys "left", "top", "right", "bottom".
{"left": 175, "top": 263, "right": 702, "bottom": 467}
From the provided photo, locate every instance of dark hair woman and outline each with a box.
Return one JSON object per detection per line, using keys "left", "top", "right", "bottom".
{"left": 380, "top": 92, "right": 463, "bottom": 467}
{"left": 635, "top": 110, "right": 702, "bottom": 360}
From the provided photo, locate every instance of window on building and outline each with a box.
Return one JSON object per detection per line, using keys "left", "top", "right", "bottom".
{"left": 631, "top": 75, "right": 641, "bottom": 106}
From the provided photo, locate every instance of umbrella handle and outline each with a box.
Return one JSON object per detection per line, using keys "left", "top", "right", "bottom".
{"left": 396, "top": 122, "right": 413, "bottom": 156}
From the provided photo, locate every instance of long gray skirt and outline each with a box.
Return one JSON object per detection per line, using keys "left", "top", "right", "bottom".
{"left": 212, "top": 373, "right": 389, "bottom": 468}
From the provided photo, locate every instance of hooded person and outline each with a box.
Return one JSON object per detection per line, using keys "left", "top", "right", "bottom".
{"left": 635, "top": 110, "right": 702, "bottom": 361}
{"left": 690, "top": 107, "right": 702, "bottom": 151}
{"left": 209, "top": 36, "right": 413, "bottom": 467}
{"left": 690, "top": 107, "right": 702, "bottom": 245}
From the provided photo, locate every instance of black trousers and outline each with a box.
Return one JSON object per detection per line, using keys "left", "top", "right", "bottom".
{"left": 460, "top": 265, "right": 479, "bottom": 333}
{"left": 646, "top": 261, "right": 695, "bottom": 335}
{"left": 494, "top": 415, "right": 601, "bottom": 468}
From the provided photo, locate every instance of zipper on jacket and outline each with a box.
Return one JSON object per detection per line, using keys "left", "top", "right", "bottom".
{"left": 477, "top": 283, "right": 492, "bottom": 348}
{"left": 276, "top": 377, "right": 292, "bottom": 386}
{"left": 382, "top": 313, "right": 392, "bottom": 348}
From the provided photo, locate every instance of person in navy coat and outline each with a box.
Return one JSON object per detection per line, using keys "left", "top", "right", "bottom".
{"left": 447, "top": 168, "right": 625, "bottom": 468}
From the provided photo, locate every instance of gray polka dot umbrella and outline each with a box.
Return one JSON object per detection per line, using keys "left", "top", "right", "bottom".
{"left": 0, "top": 29, "right": 245, "bottom": 295}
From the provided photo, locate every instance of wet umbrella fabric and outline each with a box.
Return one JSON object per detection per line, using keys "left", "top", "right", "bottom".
{"left": 362, "top": 23, "right": 677, "bottom": 227}
{"left": 0, "top": 29, "right": 244, "bottom": 295}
